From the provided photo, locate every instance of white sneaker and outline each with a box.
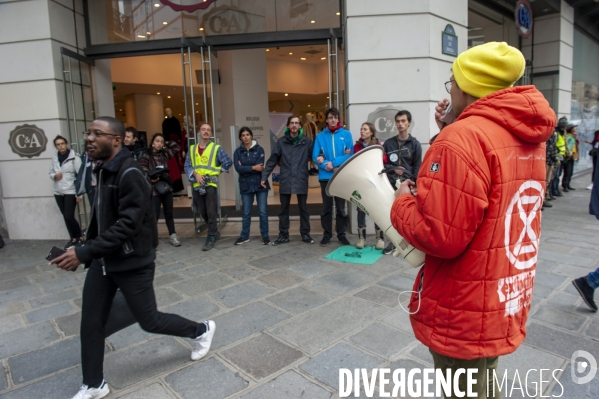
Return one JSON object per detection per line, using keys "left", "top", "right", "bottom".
{"left": 191, "top": 320, "right": 215, "bottom": 361}
{"left": 375, "top": 238, "right": 385, "bottom": 250}
{"left": 587, "top": 184, "right": 593, "bottom": 190}
{"left": 170, "top": 233, "right": 181, "bottom": 247}
{"left": 70, "top": 381, "right": 109, "bottom": 399}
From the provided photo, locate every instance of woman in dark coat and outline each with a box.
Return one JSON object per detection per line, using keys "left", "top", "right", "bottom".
{"left": 233, "top": 127, "right": 270, "bottom": 245}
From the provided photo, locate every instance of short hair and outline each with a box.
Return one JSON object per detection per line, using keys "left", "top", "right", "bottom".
{"left": 325, "top": 108, "right": 340, "bottom": 120}
{"left": 286, "top": 115, "right": 302, "bottom": 127}
{"left": 395, "top": 110, "right": 412, "bottom": 123}
{"left": 53, "top": 135, "right": 68, "bottom": 145}
{"left": 199, "top": 123, "right": 212, "bottom": 131}
{"left": 95, "top": 116, "right": 125, "bottom": 139}
{"left": 149, "top": 133, "right": 165, "bottom": 148}
{"left": 125, "top": 126, "right": 139, "bottom": 139}
{"left": 238, "top": 126, "right": 253, "bottom": 140}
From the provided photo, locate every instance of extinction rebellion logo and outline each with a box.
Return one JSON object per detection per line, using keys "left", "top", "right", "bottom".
{"left": 8, "top": 124, "right": 48, "bottom": 158}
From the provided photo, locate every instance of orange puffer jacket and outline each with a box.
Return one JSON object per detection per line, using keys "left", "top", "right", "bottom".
{"left": 391, "top": 86, "right": 555, "bottom": 360}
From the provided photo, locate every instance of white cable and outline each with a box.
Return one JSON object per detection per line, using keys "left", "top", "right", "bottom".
{"left": 398, "top": 290, "right": 421, "bottom": 315}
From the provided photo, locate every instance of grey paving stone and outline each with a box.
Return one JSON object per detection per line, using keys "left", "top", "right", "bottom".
{"left": 155, "top": 287, "right": 184, "bottom": 308}
{"left": 377, "top": 273, "right": 416, "bottom": 292}
{"left": 286, "top": 259, "right": 336, "bottom": 279}
{"left": 532, "top": 284, "right": 554, "bottom": 300}
{"left": 162, "top": 296, "right": 220, "bottom": 322}
{"left": 535, "top": 271, "right": 567, "bottom": 289}
{"left": 532, "top": 306, "right": 587, "bottom": 331}
{"left": 310, "top": 269, "right": 378, "bottom": 296}
{"left": 0, "top": 265, "right": 40, "bottom": 282}
{"left": 299, "top": 343, "right": 383, "bottom": 389}
{"left": 220, "top": 264, "right": 264, "bottom": 280}
{"left": 548, "top": 292, "right": 581, "bottom": 311}
{"left": 0, "top": 302, "right": 27, "bottom": 318}
{"left": 380, "top": 308, "right": 414, "bottom": 334}
{"left": 496, "top": 344, "right": 566, "bottom": 391}
{"left": 28, "top": 288, "right": 78, "bottom": 309}
{"left": 9, "top": 337, "right": 80, "bottom": 384}
{"left": 211, "top": 302, "right": 290, "bottom": 350}
{"left": 0, "top": 321, "right": 60, "bottom": 358}
{"left": 171, "top": 272, "right": 235, "bottom": 297}
{"left": 157, "top": 261, "right": 188, "bottom": 273}
{"left": 248, "top": 253, "right": 291, "bottom": 270}
{"left": 209, "top": 281, "right": 274, "bottom": 308}
{"left": 0, "top": 277, "right": 30, "bottom": 293}
{"left": 0, "top": 315, "right": 23, "bottom": 335}
{"left": 553, "top": 264, "right": 597, "bottom": 278}
{"left": 350, "top": 323, "right": 416, "bottom": 359}
{"left": 0, "top": 284, "right": 41, "bottom": 307}
{"left": 409, "top": 341, "right": 434, "bottom": 365}
{"left": 103, "top": 336, "right": 189, "bottom": 389}
{"left": 540, "top": 249, "right": 596, "bottom": 267}
{"left": 0, "top": 366, "right": 7, "bottom": 392}
{"left": 354, "top": 286, "right": 400, "bottom": 308}
{"left": 24, "top": 302, "right": 75, "bottom": 324}
{"left": 179, "top": 263, "right": 217, "bottom": 277}
{"left": 526, "top": 322, "right": 599, "bottom": 359}
{"left": 584, "top": 317, "right": 599, "bottom": 340}
{"left": 239, "top": 370, "right": 331, "bottom": 399}
{"left": 257, "top": 269, "right": 305, "bottom": 289}
{"left": 266, "top": 286, "right": 332, "bottom": 314}
{"left": 106, "top": 324, "right": 155, "bottom": 350}
{"left": 118, "top": 383, "right": 175, "bottom": 399}
{"left": 271, "top": 297, "right": 387, "bottom": 354}
{"left": 153, "top": 272, "right": 185, "bottom": 287}
{"left": 552, "top": 365, "right": 598, "bottom": 398}
{"left": 0, "top": 366, "right": 81, "bottom": 399}
{"left": 165, "top": 357, "right": 248, "bottom": 399}
{"left": 55, "top": 311, "right": 81, "bottom": 337}
{"left": 38, "top": 273, "right": 83, "bottom": 295}
{"left": 222, "top": 333, "right": 303, "bottom": 379}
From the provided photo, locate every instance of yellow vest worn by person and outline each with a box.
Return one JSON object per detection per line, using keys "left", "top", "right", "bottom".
{"left": 190, "top": 142, "right": 221, "bottom": 188}
{"left": 556, "top": 133, "right": 566, "bottom": 157}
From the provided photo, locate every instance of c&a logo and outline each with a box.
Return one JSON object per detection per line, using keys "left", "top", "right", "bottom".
{"left": 8, "top": 124, "right": 48, "bottom": 159}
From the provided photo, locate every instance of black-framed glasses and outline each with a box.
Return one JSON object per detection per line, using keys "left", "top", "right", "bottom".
{"left": 444, "top": 80, "right": 456, "bottom": 94}
{"left": 83, "top": 130, "right": 119, "bottom": 139}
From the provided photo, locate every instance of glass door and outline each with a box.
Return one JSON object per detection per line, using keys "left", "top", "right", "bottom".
{"left": 60, "top": 47, "right": 97, "bottom": 231}
{"left": 181, "top": 38, "right": 226, "bottom": 234}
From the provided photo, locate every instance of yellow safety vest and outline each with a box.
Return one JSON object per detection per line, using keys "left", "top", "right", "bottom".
{"left": 556, "top": 133, "right": 566, "bottom": 157}
{"left": 190, "top": 142, "right": 221, "bottom": 188}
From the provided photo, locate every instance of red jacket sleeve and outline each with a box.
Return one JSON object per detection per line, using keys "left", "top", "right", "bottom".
{"left": 354, "top": 142, "right": 361, "bottom": 154}
{"left": 390, "top": 143, "right": 489, "bottom": 259}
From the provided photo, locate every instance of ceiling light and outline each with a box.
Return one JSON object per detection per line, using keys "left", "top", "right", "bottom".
{"left": 285, "top": 93, "right": 288, "bottom": 96}
{"left": 327, "top": 96, "right": 329, "bottom": 99}
{"left": 289, "top": 52, "right": 293, "bottom": 55}
{"left": 137, "top": 35, "right": 146, "bottom": 38}
{"left": 195, "top": 103, "right": 198, "bottom": 105}
{"left": 266, "top": 49, "right": 269, "bottom": 51}
{"left": 336, "top": 12, "right": 340, "bottom": 15}
{"left": 146, "top": 31, "right": 151, "bottom": 35}
{"left": 157, "top": 92, "right": 160, "bottom": 95}
{"left": 119, "top": 109, "right": 122, "bottom": 111}
{"left": 321, "top": 57, "right": 326, "bottom": 60}
{"left": 300, "top": 57, "right": 306, "bottom": 60}
{"left": 310, "top": 20, "right": 315, "bottom": 23}
{"left": 199, "top": 28, "right": 204, "bottom": 31}
{"left": 154, "top": 3, "right": 160, "bottom": 7}
{"left": 308, "top": 105, "right": 311, "bottom": 107}
{"left": 167, "top": 96, "right": 171, "bottom": 98}
{"left": 162, "top": 21, "right": 167, "bottom": 25}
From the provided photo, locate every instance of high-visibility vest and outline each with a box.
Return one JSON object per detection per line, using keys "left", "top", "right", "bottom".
{"left": 190, "top": 142, "right": 220, "bottom": 188}
{"left": 556, "top": 132, "right": 566, "bottom": 157}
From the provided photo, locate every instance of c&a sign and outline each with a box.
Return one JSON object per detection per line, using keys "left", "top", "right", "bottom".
{"left": 8, "top": 124, "right": 48, "bottom": 158}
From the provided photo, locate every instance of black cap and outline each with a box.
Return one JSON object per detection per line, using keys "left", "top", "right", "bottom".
{"left": 557, "top": 117, "right": 568, "bottom": 129}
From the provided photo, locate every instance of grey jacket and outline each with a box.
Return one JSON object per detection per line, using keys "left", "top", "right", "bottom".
{"left": 49, "top": 150, "right": 82, "bottom": 196}
{"left": 262, "top": 133, "right": 313, "bottom": 195}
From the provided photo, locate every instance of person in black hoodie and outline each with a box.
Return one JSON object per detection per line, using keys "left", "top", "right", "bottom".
{"left": 51, "top": 116, "right": 216, "bottom": 399}
{"left": 124, "top": 126, "right": 146, "bottom": 161}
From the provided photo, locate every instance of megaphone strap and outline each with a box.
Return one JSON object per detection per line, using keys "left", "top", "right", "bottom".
{"left": 379, "top": 166, "right": 416, "bottom": 180}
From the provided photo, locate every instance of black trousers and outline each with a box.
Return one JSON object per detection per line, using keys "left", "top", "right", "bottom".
{"left": 562, "top": 157, "right": 575, "bottom": 188}
{"left": 592, "top": 156, "right": 597, "bottom": 182}
{"left": 319, "top": 180, "right": 347, "bottom": 239}
{"left": 192, "top": 187, "right": 218, "bottom": 236}
{"left": 54, "top": 194, "right": 82, "bottom": 239}
{"left": 153, "top": 192, "right": 176, "bottom": 235}
{"left": 279, "top": 193, "right": 310, "bottom": 237}
{"left": 80, "top": 264, "right": 202, "bottom": 387}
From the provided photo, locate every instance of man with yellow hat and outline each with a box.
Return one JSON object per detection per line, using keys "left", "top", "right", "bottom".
{"left": 390, "top": 42, "right": 556, "bottom": 397}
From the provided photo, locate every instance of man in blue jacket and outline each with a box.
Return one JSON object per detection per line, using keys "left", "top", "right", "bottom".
{"left": 313, "top": 108, "right": 354, "bottom": 246}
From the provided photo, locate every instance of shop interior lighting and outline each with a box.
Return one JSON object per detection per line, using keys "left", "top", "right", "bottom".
{"left": 137, "top": 35, "right": 145, "bottom": 38}
{"left": 321, "top": 57, "right": 326, "bottom": 60}
{"left": 285, "top": 93, "right": 288, "bottom": 96}
{"left": 289, "top": 52, "right": 293, "bottom": 55}
{"left": 154, "top": 3, "right": 160, "bottom": 7}
{"left": 146, "top": 32, "right": 151, "bottom": 35}
{"left": 336, "top": 12, "right": 340, "bottom": 15}
{"left": 156, "top": 92, "right": 161, "bottom": 95}
{"left": 300, "top": 57, "right": 306, "bottom": 60}
{"left": 167, "top": 96, "right": 171, "bottom": 98}
{"left": 266, "top": 49, "right": 269, "bottom": 51}
{"left": 163, "top": 21, "right": 168, "bottom": 25}
{"left": 199, "top": 28, "right": 204, "bottom": 31}
{"left": 310, "top": 20, "right": 315, "bottom": 23}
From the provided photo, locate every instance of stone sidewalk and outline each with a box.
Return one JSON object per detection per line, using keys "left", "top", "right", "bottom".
{"left": 0, "top": 174, "right": 598, "bottom": 399}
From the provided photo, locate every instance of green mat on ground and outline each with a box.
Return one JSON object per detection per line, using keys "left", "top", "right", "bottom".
{"left": 325, "top": 245, "right": 383, "bottom": 265}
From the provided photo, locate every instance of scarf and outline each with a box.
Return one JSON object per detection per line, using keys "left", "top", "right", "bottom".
{"left": 327, "top": 121, "right": 342, "bottom": 133}
{"left": 58, "top": 149, "right": 70, "bottom": 165}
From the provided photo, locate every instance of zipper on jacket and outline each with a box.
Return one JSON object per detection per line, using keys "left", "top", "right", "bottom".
{"left": 102, "top": 265, "right": 106, "bottom": 276}
{"left": 97, "top": 169, "right": 103, "bottom": 233}
{"left": 331, "top": 133, "right": 336, "bottom": 159}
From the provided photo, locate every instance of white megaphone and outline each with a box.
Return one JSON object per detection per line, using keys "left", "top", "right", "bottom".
{"left": 326, "top": 146, "right": 425, "bottom": 268}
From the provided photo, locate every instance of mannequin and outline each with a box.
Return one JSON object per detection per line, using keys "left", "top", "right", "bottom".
{"left": 303, "top": 112, "right": 317, "bottom": 142}
{"left": 162, "top": 108, "right": 184, "bottom": 192}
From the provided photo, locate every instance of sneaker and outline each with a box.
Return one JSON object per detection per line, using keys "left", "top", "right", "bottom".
{"left": 215, "top": 231, "right": 221, "bottom": 240}
{"left": 567, "top": 186, "right": 576, "bottom": 190}
{"left": 339, "top": 236, "right": 351, "bottom": 246}
{"left": 170, "top": 233, "right": 181, "bottom": 247}
{"left": 356, "top": 237, "right": 365, "bottom": 249}
{"left": 572, "top": 277, "right": 597, "bottom": 312}
{"left": 272, "top": 235, "right": 289, "bottom": 245}
{"left": 235, "top": 237, "right": 250, "bottom": 245}
{"left": 191, "top": 320, "right": 216, "bottom": 360}
{"left": 302, "top": 234, "right": 315, "bottom": 244}
{"left": 375, "top": 238, "right": 385, "bottom": 250}
{"left": 587, "top": 184, "right": 593, "bottom": 190}
{"left": 262, "top": 237, "right": 271, "bottom": 245}
{"left": 320, "top": 236, "right": 331, "bottom": 247}
{"left": 202, "top": 235, "right": 216, "bottom": 251}
{"left": 383, "top": 242, "right": 395, "bottom": 255}
{"left": 542, "top": 201, "right": 552, "bottom": 208}
{"left": 70, "top": 380, "right": 110, "bottom": 399}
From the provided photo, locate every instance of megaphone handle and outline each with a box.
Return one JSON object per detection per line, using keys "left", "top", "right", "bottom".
{"left": 392, "top": 248, "right": 401, "bottom": 257}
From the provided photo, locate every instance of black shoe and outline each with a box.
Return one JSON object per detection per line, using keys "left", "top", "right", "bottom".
{"left": 542, "top": 201, "right": 552, "bottom": 208}
{"left": 302, "top": 234, "right": 315, "bottom": 244}
{"left": 215, "top": 231, "right": 221, "bottom": 240}
{"left": 273, "top": 235, "right": 289, "bottom": 245}
{"left": 338, "top": 236, "right": 351, "bottom": 246}
{"left": 262, "top": 237, "right": 271, "bottom": 245}
{"left": 562, "top": 187, "right": 569, "bottom": 192}
{"left": 320, "top": 236, "right": 331, "bottom": 247}
{"left": 572, "top": 277, "right": 597, "bottom": 312}
{"left": 383, "top": 243, "right": 395, "bottom": 255}
{"left": 234, "top": 237, "right": 250, "bottom": 245}
{"left": 567, "top": 186, "right": 576, "bottom": 190}
{"left": 202, "top": 235, "right": 216, "bottom": 251}
{"left": 0, "top": 235, "right": 4, "bottom": 249}
{"left": 554, "top": 191, "right": 563, "bottom": 197}
{"left": 548, "top": 195, "right": 556, "bottom": 201}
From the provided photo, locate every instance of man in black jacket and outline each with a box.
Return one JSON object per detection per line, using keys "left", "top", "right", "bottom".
{"left": 124, "top": 126, "right": 146, "bottom": 161}
{"left": 52, "top": 117, "right": 215, "bottom": 399}
{"left": 261, "top": 115, "right": 315, "bottom": 245}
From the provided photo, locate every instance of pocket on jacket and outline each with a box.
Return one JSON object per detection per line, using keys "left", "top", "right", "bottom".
{"left": 240, "top": 179, "right": 249, "bottom": 192}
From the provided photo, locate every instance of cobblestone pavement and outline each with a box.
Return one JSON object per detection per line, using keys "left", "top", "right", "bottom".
{"left": 0, "top": 174, "right": 598, "bottom": 399}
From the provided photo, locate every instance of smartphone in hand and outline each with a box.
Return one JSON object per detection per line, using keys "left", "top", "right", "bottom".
{"left": 440, "top": 104, "right": 456, "bottom": 124}
{"left": 45, "top": 246, "right": 66, "bottom": 262}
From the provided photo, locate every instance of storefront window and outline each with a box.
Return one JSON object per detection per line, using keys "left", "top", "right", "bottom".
{"left": 571, "top": 28, "right": 599, "bottom": 173}
{"left": 87, "top": 0, "right": 341, "bottom": 45}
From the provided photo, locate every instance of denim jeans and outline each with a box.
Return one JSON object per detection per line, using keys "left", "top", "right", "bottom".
{"left": 550, "top": 163, "right": 563, "bottom": 195}
{"left": 240, "top": 190, "right": 269, "bottom": 239}
{"left": 588, "top": 268, "right": 599, "bottom": 289}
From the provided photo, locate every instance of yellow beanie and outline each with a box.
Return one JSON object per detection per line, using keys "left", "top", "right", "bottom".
{"left": 452, "top": 42, "right": 526, "bottom": 99}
